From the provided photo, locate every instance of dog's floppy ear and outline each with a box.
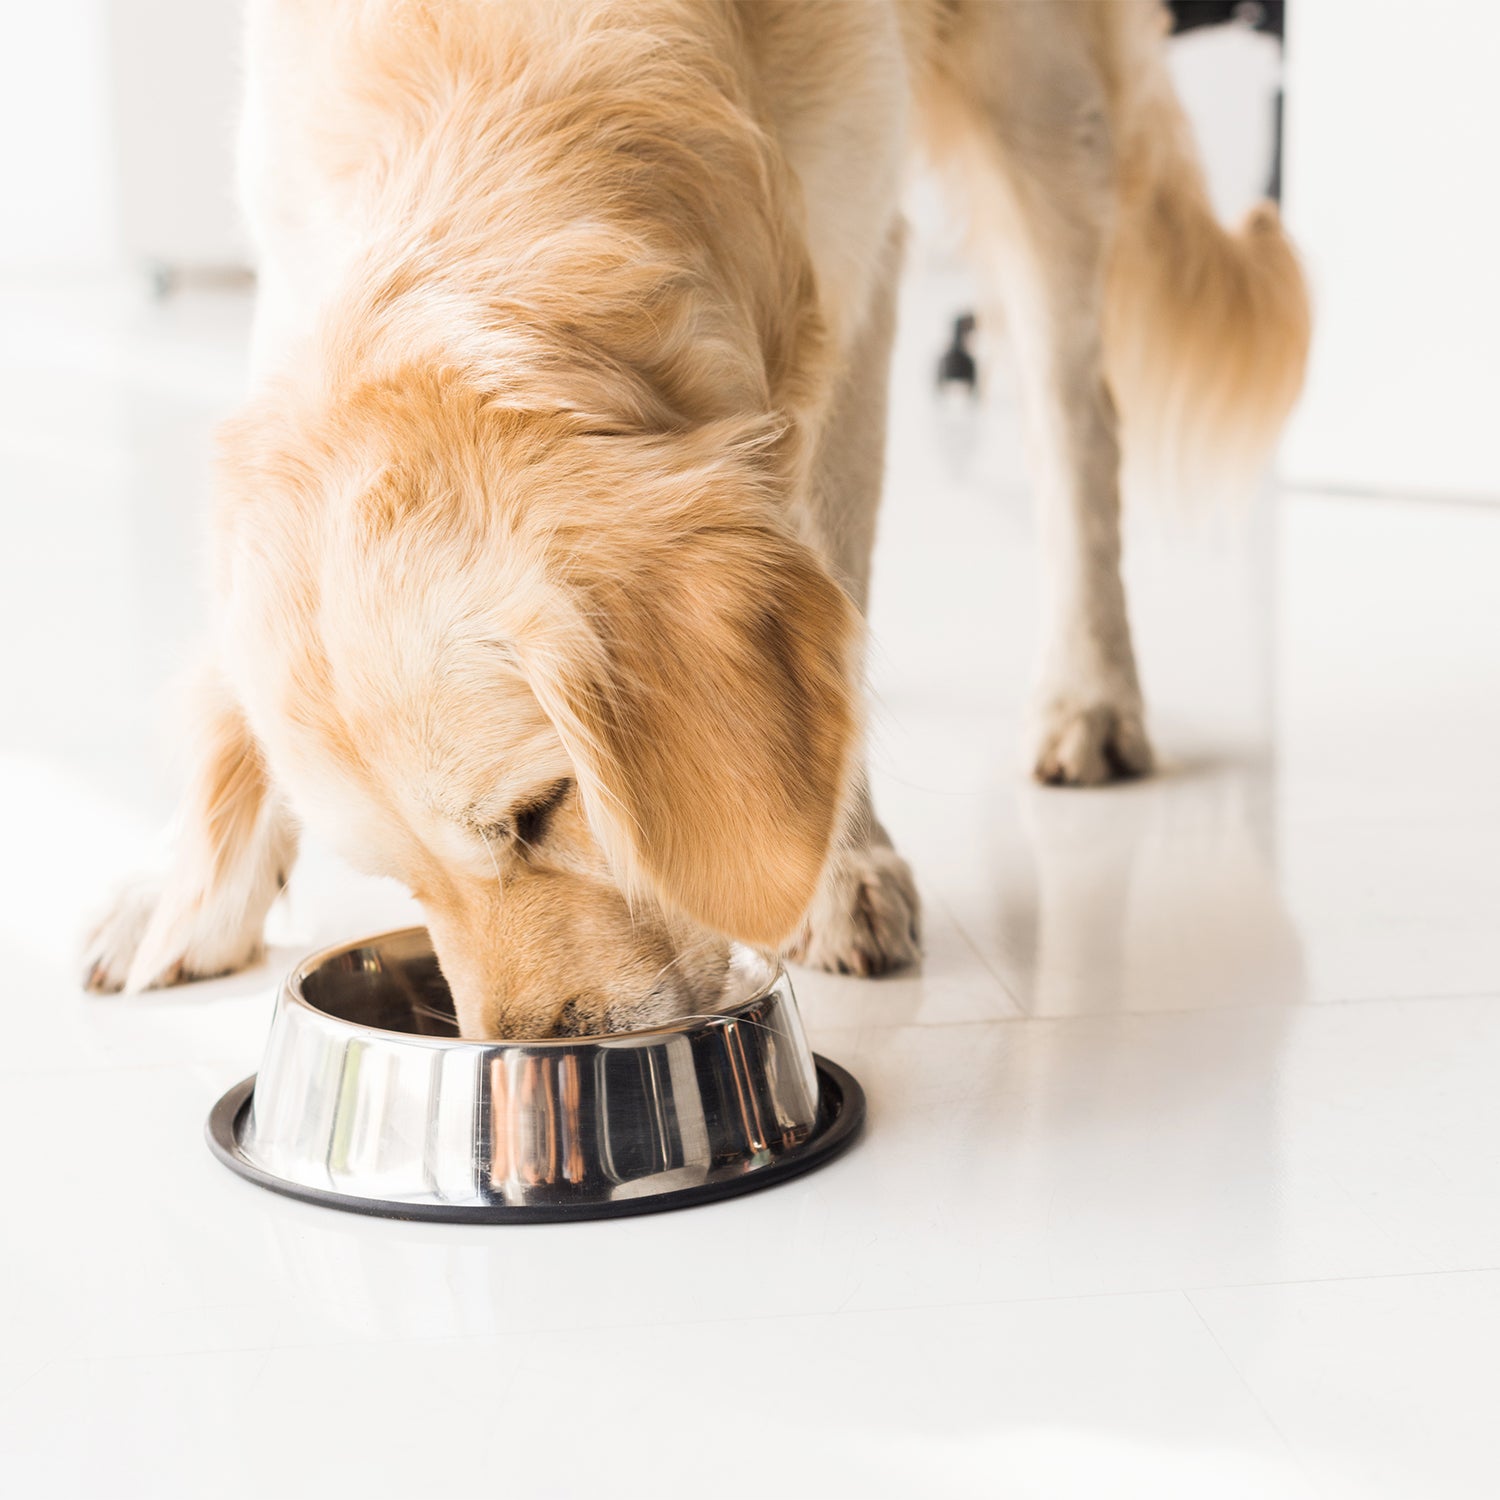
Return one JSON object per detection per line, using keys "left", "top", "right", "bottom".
{"left": 520, "top": 453, "right": 861, "bottom": 947}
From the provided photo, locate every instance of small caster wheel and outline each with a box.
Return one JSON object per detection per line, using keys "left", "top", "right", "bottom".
{"left": 936, "top": 312, "right": 977, "bottom": 392}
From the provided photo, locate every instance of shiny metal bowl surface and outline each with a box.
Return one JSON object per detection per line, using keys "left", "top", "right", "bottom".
{"left": 207, "top": 928, "right": 863, "bottom": 1221}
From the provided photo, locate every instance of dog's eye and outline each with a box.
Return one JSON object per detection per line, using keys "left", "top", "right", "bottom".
{"left": 512, "top": 778, "right": 571, "bottom": 848}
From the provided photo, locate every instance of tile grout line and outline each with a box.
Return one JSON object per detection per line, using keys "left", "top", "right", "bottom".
{"left": 1182, "top": 1288, "right": 1327, "bottom": 1497}
{"left": 56, "top": 1261, "right": 1500, "bottom": 1369}
{"left": 935, "top": 890, "right": 1033, "bottom": 1015}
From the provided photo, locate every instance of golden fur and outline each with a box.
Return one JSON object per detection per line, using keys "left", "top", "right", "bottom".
{"left": 84, "top": 1, "right": 1309, "bottom": 1037}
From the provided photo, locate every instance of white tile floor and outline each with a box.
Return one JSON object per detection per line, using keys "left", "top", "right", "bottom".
{"left": 3, "top": 261, "right": 1499, "bottom": 1500}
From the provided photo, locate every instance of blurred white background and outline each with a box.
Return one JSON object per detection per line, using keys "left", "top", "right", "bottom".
{"left": 1280, "top": 0, "right": 1500, "bottom": 500}
{"left": 3, "top": 0, "right": 1495, "bottom": 498}
{"left": 0, "top": 0, "right": 244, "bottom": 274}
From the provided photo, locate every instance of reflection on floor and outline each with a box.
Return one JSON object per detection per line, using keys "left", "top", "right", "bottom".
{"left": 2, "top": 268, "right": 1499, "bottom": 1500}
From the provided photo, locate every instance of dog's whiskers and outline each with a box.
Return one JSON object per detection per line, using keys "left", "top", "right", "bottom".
{"left": 641, "top": 1011, "right": 795, "bottom": 1041}
{"left": 480, "top": 829, "right": 505, "bottom": 903}
{"left": 640, "top": 947, "right": 693, "bottom": 995}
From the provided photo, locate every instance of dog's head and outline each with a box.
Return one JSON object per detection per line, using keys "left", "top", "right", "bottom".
{"left": 217, "top": 373, "right": 858, "bottom": 1038}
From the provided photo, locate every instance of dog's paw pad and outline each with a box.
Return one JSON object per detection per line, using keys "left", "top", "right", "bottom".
{"left": 787, "top": 844, "right": 922, "bottom": 978}
{"left": 1032, "top": 701, "right": 1154, "bottom": 787}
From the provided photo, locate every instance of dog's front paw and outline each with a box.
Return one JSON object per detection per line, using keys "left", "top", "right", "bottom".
{"left": 1031, "top": 695, "right": 1154, "bottom": 786}
{"left": 81, "top": 874, "right": 163, "bottom": 993}
{"left": 81, "top": 873, "right": 264, "bottom": 994}
{"left": 786, "top": 842, "right": 922, "bottom": 978}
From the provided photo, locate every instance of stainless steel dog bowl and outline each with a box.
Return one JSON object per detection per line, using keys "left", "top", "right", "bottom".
{"left": 207, "top": 928, "right": 863, "bottom": 1221}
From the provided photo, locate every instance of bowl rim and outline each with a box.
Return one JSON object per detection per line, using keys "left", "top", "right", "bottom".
{"left": 209, "top": 1055, "right": 864, "bottom": 1222}
{"left": 283, "top": 926, "right": 789, "bottom": 1048}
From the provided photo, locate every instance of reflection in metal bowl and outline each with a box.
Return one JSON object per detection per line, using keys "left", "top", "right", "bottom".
{"left": 207, "top": 929, "right": 863, "bottom": 1221}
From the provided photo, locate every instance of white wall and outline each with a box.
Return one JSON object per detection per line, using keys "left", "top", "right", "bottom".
{"left": 0, "top": 2, "right": 120, "bottom": 271}
{"left": 0, "top": 0, "right": 244, "bottom": 275}
{"left": 1281, "top": 0, "right": 1500, "bottom": 501}
{"left": 108, "top": 0, "right": 247, "bottom": 269}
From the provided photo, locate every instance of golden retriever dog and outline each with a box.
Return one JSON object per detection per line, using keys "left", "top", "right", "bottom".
{"left": 83, "top": 1, "right": 1308, "bottom": 1037}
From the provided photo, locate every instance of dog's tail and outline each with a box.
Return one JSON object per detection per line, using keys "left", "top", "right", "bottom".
{"left": 1103, "top": 17, "right": 1311, "bottom": 505}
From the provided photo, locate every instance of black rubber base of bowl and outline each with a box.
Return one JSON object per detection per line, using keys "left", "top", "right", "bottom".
{"left": 205, "top": 1057, "right": 864, "bottom": 1224}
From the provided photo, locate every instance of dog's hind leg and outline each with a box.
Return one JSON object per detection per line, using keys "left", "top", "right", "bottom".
{"left": 82, "top": 666, "right": 298, "bottom": 993}
{"left": 787, "top": 218, "right": 921, "bottom": 977}
{"left": 917, "top": 2, "right": 1152, "bottom": 785}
